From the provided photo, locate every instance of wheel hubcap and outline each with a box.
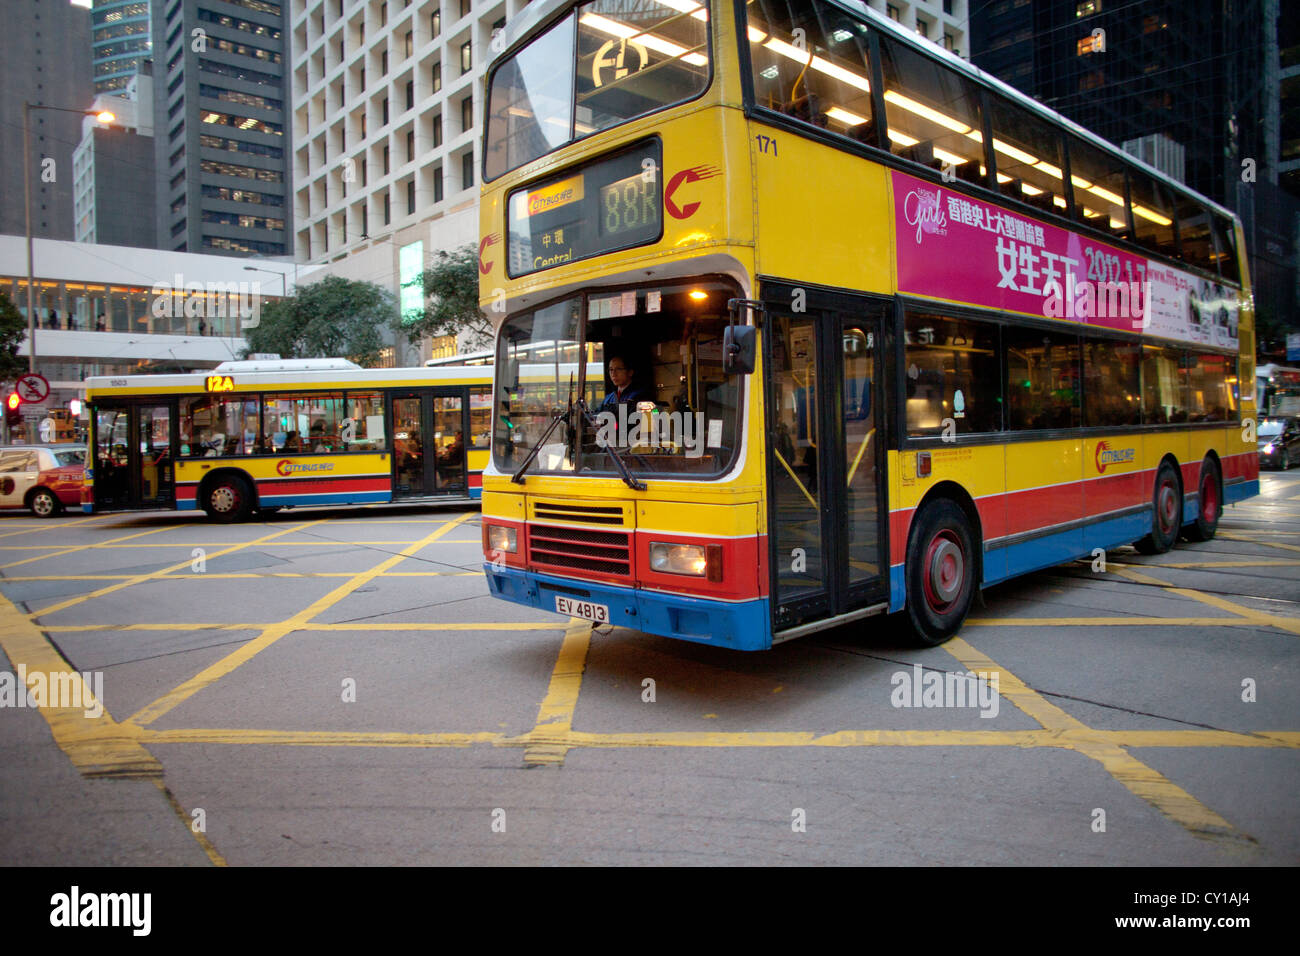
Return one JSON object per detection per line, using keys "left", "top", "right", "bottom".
{"left": 210, "top": 487, "right": 236, "bottom": 512}
{"left": 1201, "top": 474, "right": 1217, "bottom": 523}
{"left": 923, "top": 532, "right": 964, "bottom": 611}
{"left": 34, "top": 495, "right": 52, "bottom": 515}
{"left": 1157, "top": 481, "right": 1177, "bottom": 533}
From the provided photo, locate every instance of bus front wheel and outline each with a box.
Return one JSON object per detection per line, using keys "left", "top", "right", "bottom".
{"left": 1135, "top": 461, "right": 1181, "bottom": 554}
{"left": 204, "top": 475, "right": 253, "bottom": 523}
{"left": 905, "top": 498, "right": 976, "bottom": 646}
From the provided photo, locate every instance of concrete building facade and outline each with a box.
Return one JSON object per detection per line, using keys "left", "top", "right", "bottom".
{"left": 152, "top": 0, "right": 294, "bottom": 257}
{"left": 1, "top": 0, "right": 94, "bottom": 241}
{"left": 73, "top": 74, "right": 159, "bottom": 248}
{"left": 92, "top": 0, "right": 155, "bottom": 93}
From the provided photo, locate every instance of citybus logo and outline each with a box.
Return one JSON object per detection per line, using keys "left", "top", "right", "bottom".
{"left": 149, "top": 274, "right": 263, "bottom": 330}
{"left": 1094, "top": 441, "right": 1136, "bottom": 473}
{"left": 276, "top": 460, "right": 335, "bottom": 476}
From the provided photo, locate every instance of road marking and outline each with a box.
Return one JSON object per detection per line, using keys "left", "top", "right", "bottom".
{"left": 522, "top": 619, "right": 592, "bottom": 767}
{"left": 126, "top": 513, "right": 476, "bottom": 727}
{"left": 944, "top": 637, "right": 1251, "bottom": 844}
{"left": 0, "top": 512, "right": 116, "bottom": 538}
{"left": 1218, "top": 532, "right": 1300, "bottom": 554}
{"left": 966, "top": 616, "right": 1251, "bottom": 627}
{"left": 0, "top": 524, "right": 177, "bottom": 570}
{"left": 24, "top": 519, "right": 334, "bottom": 618}
{"left": 41, "top": 621, "right": 565, "bottom": 633}
{"left": 0, "top": 571, "right": 484, "bottom": 582}
{"left": 0, "top": 590, "right": 161, "bottom": 778}
{"left": 1109, "top": 566, "right": 1300, "bottom": 636}
{"left": 152, "top": 778, "right": 227, "bottom": 866}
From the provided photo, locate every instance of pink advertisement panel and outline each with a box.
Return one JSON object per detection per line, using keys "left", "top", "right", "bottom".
{"left": 891, "top": 169, "right": 1238, "bottom": 348}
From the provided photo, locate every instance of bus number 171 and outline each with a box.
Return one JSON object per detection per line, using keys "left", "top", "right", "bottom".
{"left": 756, "top": 134, "right": 777, "bottom": 156}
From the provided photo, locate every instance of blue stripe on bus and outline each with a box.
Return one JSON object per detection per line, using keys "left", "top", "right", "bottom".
{"left": 1225, "top": 479, "right": 1258, "bottom": 504}
{"left": 484, "top": 566, "right": 773, "bottom": 651}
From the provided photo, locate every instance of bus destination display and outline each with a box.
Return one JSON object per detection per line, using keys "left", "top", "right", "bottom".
{"left": 507, "top": 141, "right": 661, "bottom": 278}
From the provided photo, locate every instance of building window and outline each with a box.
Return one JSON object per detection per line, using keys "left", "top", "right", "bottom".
{"left": 432, "top": 62, "right": 441, "bottom": 92}
{"left": 384, "top": 191, "right": 391, "bottom": 224}
{"left": 887, "top": 4, "right": 900, "bottom": 21}
{"left": 361, "top": 158, "right": 368, "bottom": 185}
{"left": 380, "top": 2, "right": 388, "bottom": 27}
{"left": 1077, "top": 33, "right": 1105, "bottom": 55}
{"left": 405, "top": 30, "right": 413, "bottom": 58}
{"left": 943, "top": 32, "right": 955, "bottom": 51}
{"left": 460, "top": 0, "right": 471, "bottom": 18}
{"left": 407, "top": 179, "right": 415, "bottom": 214}
{"left": 360, "top": 66, "right": 366, "bottom": 90}
{"left": 461, "top": 94, "right": 473, "bottom": 132}
{"left": 461, "top": 150, "right": 473, "bottom": 189}
{"left": 406, "top": 81, "right": 414, "bottom": 111}
{"left": 381, "top": 50, "right": 389, "bottom": 75}
{"left": 431, "top": 8, "right": 440, "bottom": 38}
{"left": 916, "top": 18, "right": 929, "bottom": 39}
{"left": 382, "top": 97, "right": 390, "bottom": 125}
{"left": 406, "top": 129, "right": 415, "bottom": 162}
{"left": 383, "top": 145, "right": 390, "bottom": 174}
{"left": 460, "top": 41, "right": 471, "bottom": 74}
{"left": 1076, "top": 0, "right": 1101, "bottom": 16}
{"left": 944, "top": 0, "right": 955, "bottom": 13}
{"left": 433, "top": 166, "right": 443, "bottom": 202}
{"left": 433, "top": 114, "right": 442, "bottom": 147}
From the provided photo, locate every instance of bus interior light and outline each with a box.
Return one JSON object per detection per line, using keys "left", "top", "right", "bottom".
{"left": 688, "top": 289, "right": 709, "bottom": 301}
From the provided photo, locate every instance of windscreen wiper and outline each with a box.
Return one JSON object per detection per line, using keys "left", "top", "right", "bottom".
{"left": 510, "top": 400, "right": 574, "bottom": 484}
{"left": 574, "top": 398, "right": 647, "bottom": 492}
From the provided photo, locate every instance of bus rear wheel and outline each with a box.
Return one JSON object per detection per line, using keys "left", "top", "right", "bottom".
{"left": 1135, "top": 460, "right": 1181, "bottom": 554}
{"left": 1182, "top": 460, "right": 1221, "bottom": 542}
{"left": 905, "top": 498, "right": 976, "bottom": 646}
{"left": 204, "top": 475, "right": 253, "bottom": 523}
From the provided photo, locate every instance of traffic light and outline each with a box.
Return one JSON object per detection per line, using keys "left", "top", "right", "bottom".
{"left": 5, "top": 391, "right": 21, "bottom": 430}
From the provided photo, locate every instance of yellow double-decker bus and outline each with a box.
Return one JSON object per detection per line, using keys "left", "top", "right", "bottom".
{"left": 83, "top": 359, "right": 493, "bottom": 520}
{"left": 477, "top": 0, "right": 1257, "bottom": 648}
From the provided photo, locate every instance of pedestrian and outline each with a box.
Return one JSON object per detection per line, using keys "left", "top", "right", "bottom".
{"left": 46, "top": 310, "right": 59, "bottom": 330}
{"left": 95, "top": 313, "right": 106, "bottom": 332}
{"left": 198, "top": 319, "right": 207, "bottom": 336}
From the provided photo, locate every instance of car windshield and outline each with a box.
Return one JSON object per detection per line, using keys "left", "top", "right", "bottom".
{"left": 1258, "top": 420, "right": 1285, "bottom": 438}
{"left": 484, "top": 0, "right": 711, "bottom": 179}
{"left": 493, "top": 281, "right": 742, "bottom": 479}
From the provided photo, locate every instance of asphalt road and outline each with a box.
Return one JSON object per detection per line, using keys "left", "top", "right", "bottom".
{"left": 1, "top": 472, "right": 1297, "bottom": 866}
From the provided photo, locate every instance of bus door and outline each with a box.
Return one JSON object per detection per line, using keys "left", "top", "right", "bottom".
{"left": 764, "top": 292, "right": 889, "bottom": 633}
{"left": 92, "top": 401, "right": 176, "bottom": 510}
{"left": 390, "top": 388, "right": 469, "bottom": 498}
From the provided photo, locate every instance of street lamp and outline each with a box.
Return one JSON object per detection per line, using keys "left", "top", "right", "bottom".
{"left": 243, "top": 265, "right": 289, "bottom": 297}
{"left": 24, "top": 103, "right": 114, "bottom": 373}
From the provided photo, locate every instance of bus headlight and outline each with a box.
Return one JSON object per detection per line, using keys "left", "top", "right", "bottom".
{"left": 649, "top": 542, "right": 723, "bottom": 580}
{"left": 485, "top": 524, "right": 517, "bottom": 553}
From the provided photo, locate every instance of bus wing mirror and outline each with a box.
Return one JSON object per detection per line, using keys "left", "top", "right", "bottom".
{"left": 723, "top": 325, "right": 756, "bottom": 376}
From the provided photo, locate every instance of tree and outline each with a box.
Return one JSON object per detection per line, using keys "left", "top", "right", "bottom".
{"left": 0, "top": 292, "right": 27, "bottom": 382}
{"left": 401, "top": 244, "right": 491, "bottom": 351}
{"left": 241, "top": 275, "right": 396, "bottom": 366}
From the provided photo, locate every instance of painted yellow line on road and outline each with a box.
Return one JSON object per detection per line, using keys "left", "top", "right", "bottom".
{"left": 40, "top": 621, "right": 563, "bottom": 633}
{"left": 116, "top": 726, "right": 1300, "bottom": 751}
{"left": 965, "top": 616, "right": 1249, "bottom": 627}
{"left": 0, "top": 570, "right": 483, "bottom": 582}
{"left": 1109, "top": 567, "right": 1300, "bottom": 636}
{"left": 0, "top": 591, "right": 161, "bottom": 778}
{"left": 0, "top": 523, "right": 178, "bottom": 570}
{"left": 1218, "top": 533, "right": 1300, "bottom": 554}
{"left": 1155, "top": 560, "right": 1300, "bottom": 569}
{"left": 523, "top": 619, "right": 592, "bottom": 767}
{"left": 25, "top": 519, "right": 332, "bottom": 618}
{"left": 141, "top": 728, "right": 504, "bottom": 747}
{"left": 126, "top": 513, "right": 476, "bottom": 727}
{"left": 944, "top": 636, "right": 1252, "bottom": 845}
{"left": 0, "top": 512, "right": 116, "bottom": 538}
{"left": 0, "top": 539, "right": 436, "bottom": 550}
{"left": 152, "top": 778, "right": 227, "bottom": 866}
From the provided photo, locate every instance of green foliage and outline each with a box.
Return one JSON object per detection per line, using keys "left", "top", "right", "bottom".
{"left": 241, "top": 275, "right": 396, "bottom": 366}
{"left": 0, "top": 292, "right": 28, "bottom": 382}
{"left": 400, "top": 244, "right": 491, "bottom": 351}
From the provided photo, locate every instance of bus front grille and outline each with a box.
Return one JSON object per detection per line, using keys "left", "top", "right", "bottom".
{"left": 528, "top": 524, "right": 632, "bottom": 577}
{"left": 531, "top": 501, "right": 627, "bottom": 525}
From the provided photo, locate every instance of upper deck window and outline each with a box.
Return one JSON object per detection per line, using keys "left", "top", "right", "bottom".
{"left": 485, "top": 1, "right": 711, "bottom": 181}
{"left": 747, "top": 0, "right": 878, "bottom": 147}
